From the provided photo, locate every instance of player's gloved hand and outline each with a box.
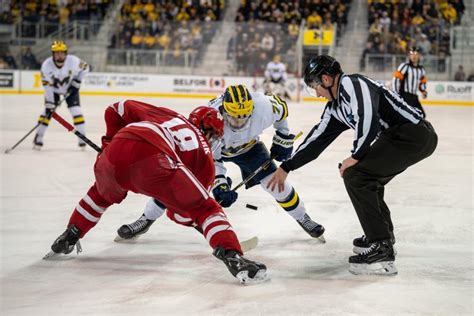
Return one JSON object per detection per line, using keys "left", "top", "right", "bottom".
{"left": 44, "top": 102, "right": 56, "bottom": 118}
{"left": 212, "top": 176, "right": 238, "bottom": 208}
{"left": 270, "top": 131, "right": 295, "bottom": 161}
{"left": 67, "top": 79, "right": 81, "bottom": 95}
{"left": 101, "top": 136, "right": 112, "bottom": 151}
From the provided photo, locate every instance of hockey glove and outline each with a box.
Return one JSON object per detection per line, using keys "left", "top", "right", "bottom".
{"left": 212, "top": 176, "right": 238, "bottom": 208}
{"left": 101, "top": 136, "right": 112, "bottom": 151}
{"left": 44, "top": 102, "right": 56, "bottom": 118}
{"left": 270, "top": 131, "right": 295, "bottom": 161}
{"left": 67, "top": 79, "right": 81, "bottom": 95}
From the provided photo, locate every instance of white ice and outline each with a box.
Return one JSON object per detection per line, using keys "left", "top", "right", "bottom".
{"left": 0, "top": 95, "right": 472, "bottom": 315}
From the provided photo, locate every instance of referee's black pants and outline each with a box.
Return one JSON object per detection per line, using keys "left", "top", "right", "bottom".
{"left": 400, "top": 91, "right": 426, "bottom": 118}
{"left": 343, "top": 120, "right": 437, "bottom": 243}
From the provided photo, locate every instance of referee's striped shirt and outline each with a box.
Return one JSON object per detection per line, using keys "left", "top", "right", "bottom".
{"left": 392, "top": 61, "right": 427, "bottom": 95}
{"left": 280, "top": 73, "right": 423, "bottom": 172}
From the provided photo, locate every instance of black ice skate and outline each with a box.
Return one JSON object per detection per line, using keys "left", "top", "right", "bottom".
{"left": 114, "top": 214, "right": 155, "bottom": 242}
{"left": 213, "top": 247, "right": 268, "bottom": 284}
{"left": 353, "top": 234, "right": 396, "bottom": 255}
{"left": 348, "top": 239, "right": 397, "bottom": 275}
{"left": 297, "top": 213, "right": 326, "bottom": 242}
{"left": 33, "top": 134, "right": 43, "bottom": 150}
{"left": 43, "top": 225, "right": 82, "bottom": 259}
{"left": 78, "top": 142, "right": 86, "bottom": 151}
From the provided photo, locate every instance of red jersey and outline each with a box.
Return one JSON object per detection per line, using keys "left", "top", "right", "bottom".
{"left": 103, "top": 100, "right": 215, "bottom": 190}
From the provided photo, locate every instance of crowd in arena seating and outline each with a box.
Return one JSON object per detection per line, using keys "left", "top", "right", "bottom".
{"left": 0, "top": 46, "right": 40, "bottom": 70}
{"left": 361, "top": 0, "right": 466, "bottom": 72}
{"left": 108, "top": 0, "right": 223, "bottom": 66}
{"left": 2, "top": 0, "right": 113, "bottom": 37}
{"left": 230, "top": 0, "right": 351, "bottom": 76}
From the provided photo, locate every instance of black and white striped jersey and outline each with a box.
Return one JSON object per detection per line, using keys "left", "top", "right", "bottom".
{"left": 392, "top": 61, "right": 427, "bottom": 95}
{"left": 280, "top": 73, "right": 423, "bottom": 172}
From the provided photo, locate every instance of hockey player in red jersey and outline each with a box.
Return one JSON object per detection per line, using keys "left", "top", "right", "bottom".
{"left": 45, "top": 100, "right": 267, "bottom": 284}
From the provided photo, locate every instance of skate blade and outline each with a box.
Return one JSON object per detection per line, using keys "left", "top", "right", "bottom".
{"left": 240, "top": 236, "right": 258, "bottom": 252}
{"left": 353, "top": 246, "right": 397, "bottom": 256}
{"left": 43, "top": 241, "right": 82, "bottom": 260}
{"left": 316, "top": 234, "right": 326, "bottom": 243}
{"left": 42, "top": 251, "right": 75, "bottom": 260}
{"left": 236, "top": 269, "right": 269, "bottom": 285}
{"left": 114, "top": 234, "right": 141, "bottom": 242}
{"left": 349, "top": 261, "right": 398, "bottom": 276}
{"left": 33, "top": 145, "right": 42, "bottom": 151}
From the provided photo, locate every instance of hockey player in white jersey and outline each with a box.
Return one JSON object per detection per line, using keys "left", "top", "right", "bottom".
{"left": 33, "top": 40, "right": 90, "bottom": 149}
{"left": 116, "top": 85, "right": 325, "bottom": 242}
{"left": 263, "top": 55, "right": 290, "bottom": 99}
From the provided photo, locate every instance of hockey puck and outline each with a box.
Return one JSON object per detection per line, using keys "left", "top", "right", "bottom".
{"left": 246, "top": 204, "right": 258, "bottom": 210}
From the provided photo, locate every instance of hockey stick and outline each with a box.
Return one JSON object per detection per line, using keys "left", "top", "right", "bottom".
{"left": 51, "top": 112, "right": 102, "bottom": 152}
{"left": 4, "top": 122, "right": 42, "bottom": 154}
{"left": 4, "top": 95, "right": 69, "bottom": 154}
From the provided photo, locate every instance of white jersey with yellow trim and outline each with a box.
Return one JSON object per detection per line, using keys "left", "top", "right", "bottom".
{"left": 208, "top": 91, "right": 290, "bottom": 177}
{"left": 41, "top": 55, "right": 89, "bottom": 106}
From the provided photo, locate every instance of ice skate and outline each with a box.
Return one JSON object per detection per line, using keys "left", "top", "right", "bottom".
{"left": 349, "top": 240, "right": 397, "bottom": 276}
{"left": 43, "top": 225, "right": 82, "bottom": 259}
{"left": 33, "top": 134, "right": 43, "bottom": 150}
{"left": 114, "top": 214, "right": 155, "bottom": 242}
{"left": 297, "top": 213, "right": 325, "bottom": 242}
{"left": 213, "top": 247, "right": 269, "bottom": 285}
{"left": 353, "top": 234, "right": 396, "bottom": 255}
{"left": 79, "top": 142, "right": 86, "bottom": 151}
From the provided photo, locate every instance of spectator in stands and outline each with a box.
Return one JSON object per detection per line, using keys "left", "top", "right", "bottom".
{"left": 418, "top": 34, "right": 431, "bottom": 55}
{"left": 467, "top": 70, "right": 474, "bottom": 82}
{"left": 454, "top": 65, "right": 466, "bottom": 81}
{"left": 59, "top": 4, "right": 70, "bottom": 25}
{"left": 1, "top": 51, "right": 17, "bottom": 69}
{"left": 261, "top": 32, "right": 274, "bottom": 55}
{"left": 306, "top": 11, "right": 322, "bottom": 30}
{"left": 21, "top": 47, "right": 40, "bottom": 70}
{"left": 143, "top": 31, "right": 156, "bottom": 49}
{"left": 450, "top": 0, "right": 465, "bottom": 25}
{"left": 0, "top": 59, "right": 7, "bottom": 69}
{"left": 131, "top": 30, "right": 143, "bottom": 48}
{"left": 441, "top": 3, "right": 457, "bottom": 25}
{"left": 380, "top": 11, "right": 391, "bottom": 31}
{"left": 288, "top": 19, "right": 299, "bottom": 41}
{"left": 360, "top": 42, "right": 376, "bottom": 71}
{"left": 157, "top": 31, "right": 171, "bottom": 51}
{"left": 170, "top": 41, "right": 183, "bottom": 66}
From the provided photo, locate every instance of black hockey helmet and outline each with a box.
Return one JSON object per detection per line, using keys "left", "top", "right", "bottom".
{"left": 303, "top": 55, "right": 342, "bottom": 86}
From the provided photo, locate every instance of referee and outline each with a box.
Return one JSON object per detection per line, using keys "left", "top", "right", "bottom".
{"left": 267, "top": 55, "right": 438, "bottom": 275}
{"left": 392, "top": 46, "right": 427, "bottom": 117}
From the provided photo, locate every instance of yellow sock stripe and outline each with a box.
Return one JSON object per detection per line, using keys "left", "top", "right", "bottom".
{"left": 278, "top": 191, "right": 299, "bottom": 208}
{"left": 73, "top": 117, "right": 85, "bottom": 124}
{"left": 274, "top": 95, "right": 289, "bottom": 121}
{"left": 38, "top": 115, "right": 50, "bottom": 125}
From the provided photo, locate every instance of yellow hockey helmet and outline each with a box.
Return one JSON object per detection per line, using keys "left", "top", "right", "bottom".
{"left": 51, "top": 40, "right": 68, "bottom": 52}
{"left": 223, "top": 85, "right": 253, "bottom": 118}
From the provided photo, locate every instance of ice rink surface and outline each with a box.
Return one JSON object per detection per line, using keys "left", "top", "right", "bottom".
{"left": 0, "top": 94, "right": 472, "bottom": 315}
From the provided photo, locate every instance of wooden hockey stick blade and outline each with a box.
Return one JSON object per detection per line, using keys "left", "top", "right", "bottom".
{"left": 240, "top": 236, "right": 258, "bottom": 252}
